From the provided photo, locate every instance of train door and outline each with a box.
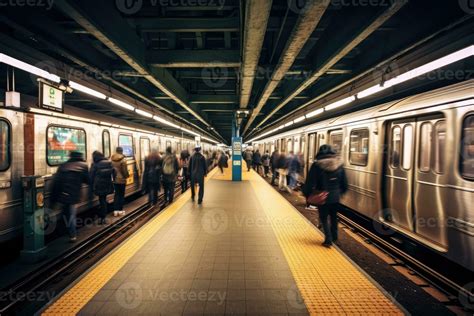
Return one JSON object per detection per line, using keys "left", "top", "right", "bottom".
{"left": 286, "top": 138, "right": 293, "bottom": 154}
{"left": 383, "top": 115, "right": 447, "bottom": 246}
{"left": 308, "top": 133, "right": 316, "bottom": 165}
{"left": 139, "top": 137, "right": 150, "bottom": 174}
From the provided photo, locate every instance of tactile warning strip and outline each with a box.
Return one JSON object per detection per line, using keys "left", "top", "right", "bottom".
{"left": 248, "top": 170, "right": 403, "bottom": 315}
{"left": 42, "top": 168, "right": 218, "bottom": 315}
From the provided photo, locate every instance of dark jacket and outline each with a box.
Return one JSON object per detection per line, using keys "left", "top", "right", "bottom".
{"left": 244, "top": 150, "right": 253, "bottom": 162}
{"left": 289, "top": 155, "right": 301, "bottom": 174}
{"left": 303, "top": 156, "right": 349, "bottom": 204}
{"left": 276, "top": 154, "right": 289, "bottom": 170}
{"left": 262, "top": 153, "right": 270, "bottom": 167}
{"left": 162, "top": 153, "right": 179, "bottom": 182}
{"left": 111, "top": 153, "right": 129, "bottom": 184}
{"left": 270, "top": 151, "right": 279, "bottom": 169}
{"left": 253, "top": 151, "right": 262, "bottom": 165}
{"left": 189, "top": 152, "right": 207, "bottom": 181}
{"left": 90, "top": 157, "right": 114, "bottom": 196}
{"left": 52, "top": 158, "right": 89, "bottom": 205}
{"left": 143, "top": 153, "right": 163, "bottom": 190}
{"left": 218, "top": 153, "right": 228, "bottom": 168}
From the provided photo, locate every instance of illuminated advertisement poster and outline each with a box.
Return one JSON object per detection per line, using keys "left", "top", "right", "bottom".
{"left": 47, "top": 126, "right": 86, "bottom": 165}
{"left": 119, "top": 134, "right": 134, "bottom": 157}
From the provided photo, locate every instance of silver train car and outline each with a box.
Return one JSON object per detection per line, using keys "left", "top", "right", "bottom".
{"left": 253, "top": 80, "right": 474, "bottom": 272}
{"left": 0, "top": 102, "right": 217, "bottom": 243}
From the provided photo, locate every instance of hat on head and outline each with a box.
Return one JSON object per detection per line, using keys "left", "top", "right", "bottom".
{"left": 195, "top": 145, "right": 201, "bottom": 151}
{"left": 315, "top": 144, "right": 336, "bottom": 160}
{"left": 69, "top": 151, "right": 84, "bottom": 160}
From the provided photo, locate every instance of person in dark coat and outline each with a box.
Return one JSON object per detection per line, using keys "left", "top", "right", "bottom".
{"left": 189, "top": 146, "right": 208, "bottom": 204}
{"left": 111, "top": 147, "right": 129, "bottom": 216}
{"left": 303, "top": 144, "right": 348, "bottom": 247}
{"left": 262, "top": 150, "right": 270, "bottom": 177}
{"left": 270, "top": 150, "right": 280, "bottom": 185}
{"left": 252, "top": 149, "right": 262, "bottom": 175}
{"left": 51, "top": 151, "right": 89, "bottom": 241}
{"left": 90, "top": 151, "right": 114, "bottom": 224}
{"left": 288, "top": 152, "right": 301, "bottom": 190}
{"left": 244, "top": 150, "right": 253, "bottom": 172}
{"left": 217, "top": 151, "right": 229, "bottom": 174}
{"left": 179, "top": 149, "right": 191, "bottom": 193}
{"left": 276, "top": 153, "right": 290, "bottom": 192}
{"left": 143, "top": 149, "right": 163, "bottom": 206}
{"left": 161, "top": 147, "right": 179, "bottom": 206}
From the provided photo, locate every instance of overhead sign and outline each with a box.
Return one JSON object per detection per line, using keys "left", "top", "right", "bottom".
{"left": 40, "top": 82, "right": 63, "bottom": 112}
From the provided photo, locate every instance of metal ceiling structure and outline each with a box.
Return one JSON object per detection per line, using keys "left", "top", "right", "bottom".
{"left": 0, "top": 0, "right": 472, "bottom": 143}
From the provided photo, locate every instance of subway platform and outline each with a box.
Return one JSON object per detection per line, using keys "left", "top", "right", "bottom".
{"left": 41, "top": 166, "right": 405, "bottom": 315}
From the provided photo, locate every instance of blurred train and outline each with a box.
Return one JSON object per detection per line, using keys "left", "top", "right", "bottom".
{"left": 252, "top": 80, "right": 474, "bottom": 272}
{"left": 0, "top": 101, "right": 218, "bottom": 243}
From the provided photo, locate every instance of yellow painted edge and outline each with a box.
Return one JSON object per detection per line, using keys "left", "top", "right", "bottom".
{"left": 42, "top": 167, "right": 219, "bottom": 316}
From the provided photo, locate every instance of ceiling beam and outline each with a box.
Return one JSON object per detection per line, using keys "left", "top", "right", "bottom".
{"left": 242, "top": 0, "right": 330, "bottom": 135}
{"left": 190, "top": 95, "right": 238, "bottom": 104}
{"left": 252, "top": 0, "right": 407, "bottom": 131}
{"left": 131, "top": 17, "right": 240, "bottom": 33}
{"left": 239, "top": 0, "right": 273, "bottom": 110}
{"left": 147, "top": 50, "right": 240, "bottom": 68}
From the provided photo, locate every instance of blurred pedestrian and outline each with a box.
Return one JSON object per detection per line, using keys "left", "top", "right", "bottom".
{"left": 244, "top": 149, "right": 253, "bottom": 172}
{"left": 218, "top": 151, "right": 229, "bottom": 174}
{"left": 162, "top": 146, "right": 179, "bottom": 206}
{"left": 51, "top": 151, "right": 89, "bottom": 242}
{"left": 270, "top": 149, "right": 280, "bottom": 185}
{"left": 253, "top": 149, "right": 262, "bottom": 175}
{"left": 90, "top": 151, "right": 114, "bottom": 224}
{"left": 111, "top": 147, "right": 129, "bottom": 216}
{"left": 277, "top": 152, "right": 290, "bottom": 193}
{"left": 303, "top": 145, "right": 348, "bottom": 247}
{"left": 179, "top": 149, "right": 191, "bottom": 193}
{"left": 189, "top": 145, "right": 207, "bottom": 204}
{"left": 262, "top": 150, "right": 270, "bottom": 177}
{"left": 288, "top": 151, "right": 301, "bottom": 190}
{"left": 143, "top": 148, "right": 162, "bottom": 206}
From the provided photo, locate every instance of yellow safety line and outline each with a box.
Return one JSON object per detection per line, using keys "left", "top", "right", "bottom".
{"left": 42, "top": 167, "right": 218, "bottom": 315}
{"left": 248, "top": 170, "right": 403, "bottom": 315}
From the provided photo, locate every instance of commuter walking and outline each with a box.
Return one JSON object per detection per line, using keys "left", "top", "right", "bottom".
{"left": 253, "top": 149, "right": 262, "bottom": 175}
{"left": 262, "top": 150, "right": 270, "bottom": 177}
{"left": 143, "top": 149, "right": 162, "bottom": 206}
{"left": 111, "top": 147, "right": 129, "bottom": 216}
{"left": 217, "top": 151, "right": 229, "bottom": 174}
{"left": 303, "top": 144, "right": 348, "bottom": 247}
{"left": 162, "top": 146, "right": 179, "bottom": 206}
{"left": 244, "top": 149, "right": 253, "bottom": 172}
{"left": 51, "top": 151, "right": 89, "bottom": 242}
{"left": 277, "top": 153, "right": 291, "bottom": 193}
{"left": 288, "top": 152, "right": 301, "bottom": 190}
{"left": 189, "top": 145, "right": 207, "bottom": 204}
{"left": 90, "top": 151, "right": 114, "bottom": 224}
{"left": 270, "top": 149, "right": 280, "bottom": 185}
{"left": 179, "top": 149, "right": 191, "bottom": 193}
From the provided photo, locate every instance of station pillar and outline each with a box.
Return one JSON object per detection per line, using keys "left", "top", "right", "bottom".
{"left": 232, "top": 137, "right": 242, "bottom": 181}
{"left": 21, "top": 175, "right": 47, "bottom": 263}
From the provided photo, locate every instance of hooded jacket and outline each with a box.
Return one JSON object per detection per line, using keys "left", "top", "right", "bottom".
{"left": 90, "top": 156, "right": 114, "bottom": 196}
{"left": 111, "top": 153, "right": 129, "bottom": 184}
{"left": 303, "top": 155, "right": 348, "bottom": 204}
{"left": 189, "top": 151, "right": 207, "bottom": 181}
{"left": 52, "top": 157, "right": 89, "bottom": 205}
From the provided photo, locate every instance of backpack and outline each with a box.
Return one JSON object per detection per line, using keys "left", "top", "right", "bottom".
{"left": 163, "top": 154, "right": 175, "bottom": 175}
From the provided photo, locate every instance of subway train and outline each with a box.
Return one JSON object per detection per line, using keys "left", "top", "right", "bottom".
{"left": 0, "top": 100, "right": 218, "bottom": 244}
{"left": 252, "top": 80, "right": 474, "bottom": 272}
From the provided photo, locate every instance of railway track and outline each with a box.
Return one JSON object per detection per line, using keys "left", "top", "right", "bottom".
{"left": 0, "top": 180, "right": 187, "bottom": 315}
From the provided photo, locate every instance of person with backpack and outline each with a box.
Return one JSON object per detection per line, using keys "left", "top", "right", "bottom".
{"left": 161, "top": 146, "right": 179, "bottom": 206}
{"left": 143, "top": 149, "right": 163, "bottom": 205}
{"left": 111, "top": 147, "right": 129, "bottom": 216}
{"left": 217, "top": 150, "right": 229, "bottom": 174}
{"left": 179, "top": 149, "right": 191, "bottom": 193}
{"left": 303, "top": 144, "right": 348, "bottom": 248}
{"left": 262, "top": 150, "right": 270, "bottom": 178}
{"left": 270, "top": 149, "right": 280, "bottom": 185}
{"left": 244, "top": 149, "right": 253, "bottom": 172}
{"left": 189, "top": 145, "right": 207, "bottom": 204}
{"left": 90, "top": 151, "right": 114, "bottom": 224}
{"left": 51, "top": 151, "right": 89, "bottom": 242}
{"left": 253, "top": 149, "right": 262, "bottom": 175}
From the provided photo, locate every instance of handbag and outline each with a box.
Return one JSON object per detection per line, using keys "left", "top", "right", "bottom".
{"left": 307, "top": 190, "right": 328, "bottom": 206}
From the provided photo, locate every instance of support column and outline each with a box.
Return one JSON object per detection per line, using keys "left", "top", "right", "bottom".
{"left": 232, "top": 118, "right": 242, "bottom": 181}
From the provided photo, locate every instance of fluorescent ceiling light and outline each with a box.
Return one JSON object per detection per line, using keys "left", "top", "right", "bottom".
{"left": 385, "top": 45, "right": 474, "bottom": 88}
{"left": 202, "top": 136, "right": 218, "bottom": 144}
{"left": 135, "top": 109, "right": 153, "bottom": 118}
{"left": 108, "top": 97, "right": 135, "bottom": 111}
{"left": 0, "top": 53, "right": 61, "bottom": 83}
{"left": 69, "top": 81, "right": 107, "bottom": 99}
{"left": 325, "top": 96, "right": 356, "bottom": 111}
{"left": 153, "top": 115, "right": 180, "bottom": 129}
{"left": 181, "top": 127, "right": 199, "bottom": 136}
{"left": 357, "top": 84, "right": 387, "bottom": 98}
{"left": 294, "top": 115, "right": 306, "bottom": 123}
{"left": 306, "top": 108, "right": 324, "bottom": 118}
{"left": 284, "top": 121, "right": 294, "bottom": 128}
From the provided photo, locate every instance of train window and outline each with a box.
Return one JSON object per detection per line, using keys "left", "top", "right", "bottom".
{"left": 390, "top": 126, "right": 401, "bottom": 168}
{"left": 329, "top": 132, "right": 343, "bottom": 155}
{"left": 0, "top": 119, "right": 11, "bottom": 171}
{"left": 102, "top": 130, "right": 111, "bottom": 158}
{"left": 433, "top": 121, "right": 446, "bottom": 174}
{"left": 118, "top": 134, "right": 134, "bottom": 157}
{"left": 47, "top": 126, "right": 87, "bottom": 166}
{"left": 349, "top": 129, "right": 369, "bottom": 166}
{"left": 419, "top": 123, "right": 432, "bottom": 172}
{"left": 461, "top": 114, "right": 474, "bottom": 180}
{"left": 140, "top": 137, "right": 150, "bottom": 160}
{"left": 402, "top": 125, "right": 413, "bottom": 170}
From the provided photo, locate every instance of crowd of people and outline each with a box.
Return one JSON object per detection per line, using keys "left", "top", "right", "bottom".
{"left": 51, "top": 145, "right": 228, "bottom": 242}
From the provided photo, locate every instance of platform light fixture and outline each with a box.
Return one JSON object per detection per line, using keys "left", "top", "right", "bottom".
{"left": 181, "top": 127, "right": 199, "bottom": 136}
{"left": 135, "top": 108, "right": 153, "bottom": 118}
{"left": 356, "top": 84, "right": 388, "bottom": 99}
{"left": 0, "top": 53, "right": 61, "bottom": 83}
{"left": 284, "top": 121, "right": 294, "bottom": 128}
{"left": 108, "top": 97, "right": 135, "bottom": 111}
{"left": 69, "top": 81, "right": 107, "bottom": 99}
{"left": 294, "top": 115, "right": 306, "bottom": 123}
{"left": 324, "top": 95, "right": 356, "bottom": 111}
{"left": 153, "top": 115, "right": 180, "bottom": 129}
{"left": 305, "top": 108, "right": 324, "bottom": 118}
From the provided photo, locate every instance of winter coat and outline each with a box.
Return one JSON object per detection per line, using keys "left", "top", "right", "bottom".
{"left": 303, "top": 156, "right": 349, "bottom": 204}
{"left": 218, "top": 153, "right": 228, "bottom": 168}
{"left": 270, "top": 151, "right": 279, "bottom": 169}
{"left": 52, "top": 158, "right": 89, "bottom": 205}
{"left": 289, "top": 156, "right": 301, "bottom": 174}
{"left": 162, "top": 153, "right": 179, "bottom": 183}
{"left": 143, "top": 153, "right": 163, "bottom": 191}
{"left": 276, "top": 154, "right": 289, "bottom": 170}
{"left": 253, "top": 152, "right": 262, "bottom": 165}
{"left": 262, "top": 154, "right": 270, "bottom": 167}
{"left": 189, "top": 152, "right": 207, "bottom": 181}
{"left": 244, "top": 151, "right": 253, "bottom": 161}
{"left": 111, "top": 153, "right": 129, "bottom": 184}
{"left": 90, "top": 158, "right": 114, "bottom": 196}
